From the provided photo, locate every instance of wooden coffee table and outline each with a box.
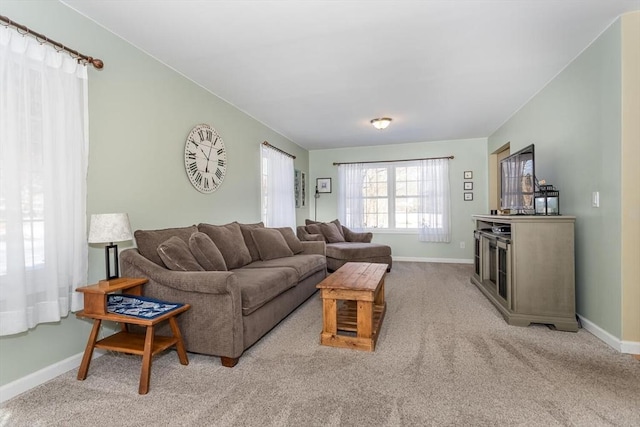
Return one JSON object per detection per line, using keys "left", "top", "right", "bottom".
{"left": 316, "top": 262, "right": 388, "bottom": 351}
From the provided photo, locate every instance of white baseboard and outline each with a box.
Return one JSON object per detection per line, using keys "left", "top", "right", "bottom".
{"left": 578, "top": 314, "right": 640, "bottom": 355}
{"left": 0, "top": 350, "right": 105, "bottom": 404}
{"left": 393, "top": 256, "right": 473, "bottom": 264}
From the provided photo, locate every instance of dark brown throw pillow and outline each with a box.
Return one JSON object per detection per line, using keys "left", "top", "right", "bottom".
{"left": 134, "top": 225, "right": 198, "bottom": 266}
{"left": 250, "top": 228, "right": 294, "bottom": 261}
{"left": 157, "top": 236, "right": 204, "bottom": 271}
{"left": 319, "top": 222, "right": 346, "bottom": 243}
{"left": 275, "top": 227, "right": 304, "bottom": 254}
{"left": 198, "top": 222, "right": 252, "bottom": 269}
{"left": 188, "top": 232, "right": 227, "bottom": 271}
{"left": 238, "top": 222, "right": 265, "bottom": 262}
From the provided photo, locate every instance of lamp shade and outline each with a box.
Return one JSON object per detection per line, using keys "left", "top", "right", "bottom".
{"left": 88, "top": 213, "right": 133, "bottom": 244}
{"left": 370, "top": 117, "right": 392, "bottom": 130}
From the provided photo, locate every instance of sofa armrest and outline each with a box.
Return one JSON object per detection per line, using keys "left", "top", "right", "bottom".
{"left": 297, "top": 226, "right": 324, "bottom": 242}
{"left": 301, "top": 240, "right": 326, "bottom": 256}
{"left": 342, "top": 226, "right": 373, "bottom": 243}
{"left": 119, "top": 248, "right": 244, "bottom": 359}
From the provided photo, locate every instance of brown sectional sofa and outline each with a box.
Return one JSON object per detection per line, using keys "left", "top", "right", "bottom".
{"left": 297, "top": 219, "right": 392, "bottom": 272}
{"left": 120, "top": 222, "right": 327, "bottom": 367}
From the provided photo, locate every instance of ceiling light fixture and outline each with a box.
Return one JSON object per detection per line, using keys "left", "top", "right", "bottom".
{"left": 370, "top": 117, "right": 392, "bottom": 130}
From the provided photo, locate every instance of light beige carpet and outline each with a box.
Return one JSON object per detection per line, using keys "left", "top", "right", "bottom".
{"left": 2, "top": 262, "right": 639, "bottom": 426}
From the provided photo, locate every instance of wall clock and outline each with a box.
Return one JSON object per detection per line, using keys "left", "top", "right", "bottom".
{"left": 184, "top": 124, "right": 227, "bottom": 193}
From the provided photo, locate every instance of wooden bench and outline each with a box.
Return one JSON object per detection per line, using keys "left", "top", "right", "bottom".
{"left": 316, "top": 262, "right": 387, "bottom": 351}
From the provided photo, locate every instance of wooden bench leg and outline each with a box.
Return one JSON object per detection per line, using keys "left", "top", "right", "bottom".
{"left": 77, "top": 319, "right": 101, "bottom": 380}
{"left": 139, "top": 325, "right": 155, "bottom": 394}
{"left": 168, "top": 317, "right": 188, "bottom": 366}
{"left": 357, "top": 300, "right": 373, "bottom": 339}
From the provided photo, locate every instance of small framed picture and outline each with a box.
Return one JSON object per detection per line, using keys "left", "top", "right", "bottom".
{"left": 464, "top": 182, "right": 473, "bottom": 190}
{"left": 464, "top": 192, "right": 473, "bottom": 201}
{"left": 317, "top": 178, "right": 332, "bottom": 193}
{"left": 464, "top": 171, "right": 473, "bottom": 179}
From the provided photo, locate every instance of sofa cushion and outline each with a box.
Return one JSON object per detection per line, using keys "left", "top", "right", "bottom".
{"left": 188, "top": 232, "right": 227, "bottom": 271}
{"left": 326, "top": 242, "right": 392, "bottom": 260}
{"left": 319, "top": 222, "right": 346, "bottom": 243}
{"left": 232, "top": 267, "right": 298, "bottom": 315}
{"left": 243, "top": 254, "right": 326, "bottom": 281}
{"left": 157, "top": 236, "right": 204, "bottom": 271}
{"left": 275, "top": 227, "right": 304, "bottom": 254}
{"left": 239, "top": 222, "right": 265, "bottom": 262}
{"left": 198, "top": 222, "right": 252, "bottom": 269}
{"left": 305, "top": 218, "right": 345, "bottom": 238}
{"left": 251, "top": 228, "right": 294, "bottom": 261}
{"left": 134, "top": 225, "right": 198, "bottom": 266}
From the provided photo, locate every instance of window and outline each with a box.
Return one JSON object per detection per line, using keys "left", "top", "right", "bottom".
{"left": 260, "top": 144, "right": 296, "bottom": 229}
{"left": 338, "top": 158, "right": 451, "bottom": 242}
{"left": 0, "top": 26, "right": 88, "bottom": 335}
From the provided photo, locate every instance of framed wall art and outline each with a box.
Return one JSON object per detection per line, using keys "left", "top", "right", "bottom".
{"left": 317, "top": 178, "right": 332, "bottom": 193}
{"left": 294, "top": 170, "right": 301, "bottom": 208}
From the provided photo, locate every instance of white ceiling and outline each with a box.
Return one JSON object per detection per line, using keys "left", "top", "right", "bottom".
{"left": 62, "top": 0, "right": 639, "bottom": 150}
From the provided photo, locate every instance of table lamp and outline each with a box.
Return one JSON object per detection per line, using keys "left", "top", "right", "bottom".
{"left": 88, "top": 213, "right": 133, "bottom": 281}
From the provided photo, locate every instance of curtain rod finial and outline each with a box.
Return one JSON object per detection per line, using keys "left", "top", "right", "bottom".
{"left": 89, "top": 58, "right": 104, "bottom": 69}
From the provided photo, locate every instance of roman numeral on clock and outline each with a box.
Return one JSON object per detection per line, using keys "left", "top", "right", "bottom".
{"left": 189, "top": 162, "right": 198, "bottom": 173}
{"left": 215, "top": 168, "right": 223, "bottom": 180}
{"left": 218, "top": 159, "right": 225, "bottom": 167}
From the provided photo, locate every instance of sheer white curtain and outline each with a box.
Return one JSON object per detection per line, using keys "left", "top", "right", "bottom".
{"left": 0, "top": 26, "right": 89, "bottom": 336}
{"left": 418, "top": 158, "right": 451, "bottom": 242}
{"left": 260, "top": 144, "right": 295, "bottom": 229}
{"left": 337, "top": 163, "right": 368, "bottom": 230}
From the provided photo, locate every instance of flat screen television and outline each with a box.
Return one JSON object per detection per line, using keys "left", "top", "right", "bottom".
{"left": 500, "top": 144, "right": 535, "bottom": 214}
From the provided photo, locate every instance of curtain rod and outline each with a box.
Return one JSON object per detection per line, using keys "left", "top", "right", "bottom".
{"left": 333, "top": 155, "right": 453, "bottom": 166}
{"left": 262, "top": 141, "right": 296, "bottom": 159}
{"left": 0, "top": 15, "right": 104, "bottom": 69}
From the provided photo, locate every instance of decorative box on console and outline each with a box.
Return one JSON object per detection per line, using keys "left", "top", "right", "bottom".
{"left": 535, "top": 184, "right": 560, "bottom": 215}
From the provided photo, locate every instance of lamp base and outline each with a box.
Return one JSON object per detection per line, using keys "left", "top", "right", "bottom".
{"left": 104, "top": 243, "right": 120, "bottom": 281}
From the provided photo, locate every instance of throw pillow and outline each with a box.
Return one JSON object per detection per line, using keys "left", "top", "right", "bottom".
{"left": 198, "top": 222, "right": 252, "bottom": 269}
{"left": 306, "top": 223, "right": 326, "bottom": 242}
{"left": 275, "top": 227, "right": 304, "bottom": 254}
{"left": 306, "top": 218, "right": 345, "bottom": 239}
{"left": 157, "top": 236, "right": 204, "bottom": 271}
{"left": 134, "top": 225, "right": 198, "bottom": 267}
{"left": 238, "top": 222, "right": 265, "bottom": 262}
{"left": 250, "top": 228, "right": 294, "bottom": 261}
{"left": 188, "top": 232, "right": 227, "bottom": 271}
{"left": 319, "top": 222, "right": 346, "bottom": 243}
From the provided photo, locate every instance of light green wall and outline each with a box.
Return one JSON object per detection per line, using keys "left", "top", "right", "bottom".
{"left": 309, "top": 138, "right": 487, "bottom": 261}
{"left": 488, "top": 20, "right": 623, "bottom": 337}
{"left": 0, "top": 0, "right": 309, "bottom": 386}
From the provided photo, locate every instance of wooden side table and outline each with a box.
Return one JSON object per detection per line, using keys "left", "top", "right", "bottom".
{"left": 75, "top": 277, "right": 190, "bottom": 394}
